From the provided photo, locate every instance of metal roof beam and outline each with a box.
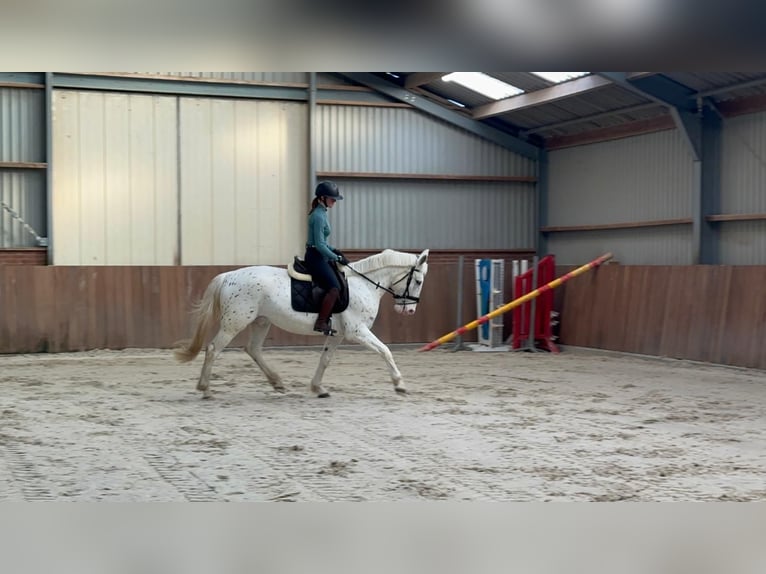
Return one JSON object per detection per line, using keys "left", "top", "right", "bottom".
{"left": 696, "top": 76, "right": 766, "bottom": 98}
{"left": 596, "top": 72, "right": 696, "bottom": 110}
{"left": 597, "top": 72, "right": 701, "bottom": 158}
{"left": 472, "top": 75, "right": 613, "bottom": 119}
{"left": 404, "top": 73, "right": 445, "bottom": 89}
{"left": 338, "top": 72, "right": 540, "bottom": 160}
{"left": 50, "top": 73, "right": 397, "bottom": 106}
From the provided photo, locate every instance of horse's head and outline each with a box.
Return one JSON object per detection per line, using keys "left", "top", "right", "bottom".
{"left": 393, "top": 249, "right": 429, "bottom": 316}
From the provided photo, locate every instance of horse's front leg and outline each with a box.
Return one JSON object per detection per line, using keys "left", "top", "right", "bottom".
{"left": 310, "top": 335, "right": 344, "bottom": 398}
{"left": 348, "top": 326, "right": 407, "bottom": 394}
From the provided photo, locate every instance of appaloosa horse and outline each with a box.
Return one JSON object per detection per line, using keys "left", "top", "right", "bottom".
{"left": 174, "top": 249, "right": 429, "bottom": 398}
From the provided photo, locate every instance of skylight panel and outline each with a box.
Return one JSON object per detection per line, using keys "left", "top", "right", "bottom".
{"left": 531, "top": 72, "right": 590, "bottom": 83}
{"left": 442, "top": 72, "right": 523, "bottom": 100}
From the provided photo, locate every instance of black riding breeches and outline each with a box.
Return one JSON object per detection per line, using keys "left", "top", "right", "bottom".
{"left": 305, "top": 247, "right": 341, "bottom": 291}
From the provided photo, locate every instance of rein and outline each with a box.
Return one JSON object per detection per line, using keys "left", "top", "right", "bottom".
{"left": 343, "top": 263, "right": 421, "bottom": 304}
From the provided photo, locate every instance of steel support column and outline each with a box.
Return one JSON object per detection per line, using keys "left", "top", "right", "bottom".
{"left": 699, "top": 106, "right": 722, "bottom": 264}
{"left": 537, "top": 149, "right": 550, "bottom": 256}
{"left": 308, "top": 72, "right": 317, "bottom": 204}
{"left": 597, "top": 72, "right": 722, "bottom": 263}
{"left": 44, "top": 72, "right": 53, "bottom": 263}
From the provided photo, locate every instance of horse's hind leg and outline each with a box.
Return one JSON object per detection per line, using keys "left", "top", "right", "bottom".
{"left": 310, "top": 335, "right": 344, "bottom": 398}
{"left": 245, "top": 316, "right": 284, "bottom": 392}
{"left": 197, "top": 328, "right": 238, "bottom": 399}
{"left": 347, "top": 326, "right": 407, "bottom": 394}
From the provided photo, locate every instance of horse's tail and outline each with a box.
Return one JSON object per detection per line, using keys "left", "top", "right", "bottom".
{"left": 173, "top": 274, "right": 225, "bottom": 363}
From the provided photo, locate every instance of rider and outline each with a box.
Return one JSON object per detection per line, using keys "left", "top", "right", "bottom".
{"left": 305, "top": 180, "right": 350, "bottom": 335}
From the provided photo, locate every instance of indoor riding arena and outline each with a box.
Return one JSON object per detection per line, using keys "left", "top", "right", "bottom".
{"left": 1, "top": 346, "right": 764, "bottom": 502}
{"left": 1, "top": 72, "right": 765, "bottom": 502}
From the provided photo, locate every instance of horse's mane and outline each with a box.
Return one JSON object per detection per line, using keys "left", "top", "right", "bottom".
{"left": 350, "top": 249, "right": 418, "bottom": 274}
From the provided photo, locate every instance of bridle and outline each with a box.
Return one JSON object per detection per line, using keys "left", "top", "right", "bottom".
{"left": 344, "top": 263, "right": 422, "bottom": 305}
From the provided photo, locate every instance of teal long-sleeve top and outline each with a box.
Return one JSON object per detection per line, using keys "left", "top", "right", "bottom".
{"left": 307, "top": 205, "right": 340, "bottom": 261}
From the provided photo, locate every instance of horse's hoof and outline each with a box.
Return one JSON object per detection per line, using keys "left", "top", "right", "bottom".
{"left": 201, "top": 393, "right": 213, "bottom": 400}
{"left": 395, "top": 387, "right": 408, "bottom": 395}
{"left": 317, "top": 392, "right": 330, "bottom": 399}
{"left": 272, "top": 386, "right": 286, "bottom": 393}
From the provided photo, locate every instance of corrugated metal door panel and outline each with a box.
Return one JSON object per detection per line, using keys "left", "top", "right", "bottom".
{"left": 211, "top": 99, "right": 237, "bottom": 264}
{"left": 282, "top": 101, "right": 310, "bottom": 261}
{"left": 103, "top": 93, "right": 132, "bottom": 263}
{"left": 53, "top": 90, "right": 178, "bottom": 265}
{"left": 125, "top": 94, "right": 179, "bottom": 264}
{"left": 78, "top": 91, "right": 107, "bottom": 264}
{"left": 253, "top": 101, "right": 283, "bottom": 264}
{"left": 232, "top": 102, "right": 260, "bottom": 262}
{"left": 180, "top": 98, "right": 214, "bottom": 264}
{"left": 52, "top": 90, "right": 82, "bottom": 263}
{"left": 179, "top": 98, "right": 307, "bottom": 265}
{"left": 153, "top": 97, "right": 181, "bottom": 264}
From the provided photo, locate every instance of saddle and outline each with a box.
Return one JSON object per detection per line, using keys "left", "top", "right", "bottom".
{"left": 288, "top": 257, "right": 350, "bottom": 314}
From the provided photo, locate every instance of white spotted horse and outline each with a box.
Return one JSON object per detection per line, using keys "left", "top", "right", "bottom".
{"left": 174, "top": 249, "right": 430, "bottom": 398}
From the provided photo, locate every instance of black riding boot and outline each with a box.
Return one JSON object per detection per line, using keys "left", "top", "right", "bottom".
{"left": 314, "top": 287, "right": 339, "bottom": 335}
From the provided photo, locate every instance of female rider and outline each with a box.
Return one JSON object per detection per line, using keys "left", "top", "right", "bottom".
{"left": 305, "top": 181, "right": 349, "bottom": 335}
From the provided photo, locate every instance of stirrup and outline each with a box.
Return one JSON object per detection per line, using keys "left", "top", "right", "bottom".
{"left": 314, "top": 324, "right": 337, "bottom": 336}
{"left": 314, "top": 319, "right": 337, "bottom": 336}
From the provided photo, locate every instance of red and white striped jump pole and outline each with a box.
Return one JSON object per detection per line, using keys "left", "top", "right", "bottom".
{"left": 418, "top": 252, "right": 613, "bottom": 352}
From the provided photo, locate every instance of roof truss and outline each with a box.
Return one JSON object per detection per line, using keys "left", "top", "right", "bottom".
{"left": 337, "top": 72, "right": 541, "bottom": 159}
{"left": 472, "top": 75, "right": 613, "bottom": 119}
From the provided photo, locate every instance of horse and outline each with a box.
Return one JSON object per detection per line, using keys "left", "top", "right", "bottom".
{"left": 174, "top": 248, "right": 430, "bottom": 399}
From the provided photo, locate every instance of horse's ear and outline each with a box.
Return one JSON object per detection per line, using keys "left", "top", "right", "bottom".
{"left": 417, "top": 249, "right": 429, "bottom": 266}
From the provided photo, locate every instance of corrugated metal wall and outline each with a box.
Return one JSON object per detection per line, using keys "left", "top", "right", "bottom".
{"left": 148, "top": 73, "right": 309, "bottom": 83}
{"left": 144, "top": 73, "right": 350, "bottom": 86}
{"left": 52, "top": 90, "right": 178, "bottom": 264}
{"left": 547, "top": 227, "right": 692, "bottom": 265}
{"left": 0, "top": 88, "right": 44, "bottom": 161}
{"left": 179, "top": 98, "right": 307, "bottom": 265}
{"left": 720, "top": 109, "right": 766, "bottom": 264}
{"left": 0, "top": 171, "right": 46, "bottom": 247}
{"left": 0, "top": 87, "right": 46, "bottom": 247}
{"left": 330, "top": 180, "right": 535, "bottom": 250}
{"left": 547, "top": 130, "right": 695, "bottom": 264}
{"left": 318, "top": 105, "right": 536, "bottom": 250}
{"left": 317, "top": 106, "right": 536, "bottom": 176}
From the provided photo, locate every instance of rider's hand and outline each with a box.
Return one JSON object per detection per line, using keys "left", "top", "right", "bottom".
{"left": 337, "top": 254, "right": 350, "bottom": 265}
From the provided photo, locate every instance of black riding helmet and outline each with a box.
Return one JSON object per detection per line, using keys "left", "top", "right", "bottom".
{"left": 315, "top": 180, "right": 343, "bottom": 200}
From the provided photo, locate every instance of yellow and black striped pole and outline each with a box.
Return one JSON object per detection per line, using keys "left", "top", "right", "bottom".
{"left": 418, "top": 252, "right": 613, "bottom": 352}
